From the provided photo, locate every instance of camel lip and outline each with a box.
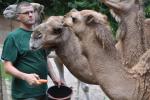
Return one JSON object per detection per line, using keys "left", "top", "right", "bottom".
{"left": 29, "top": 45, "right": 41, "bottom": 51}
{"left": 41, "top": 44, "right": 57, "bottom": 51}
{"left": 30, "top": 47, "right": 37, "bottom": 51}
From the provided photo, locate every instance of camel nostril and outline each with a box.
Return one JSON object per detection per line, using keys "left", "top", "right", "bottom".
{"left": 31, "top": 46, "right": 37, "bottom": 50}
{"left": 63, "top": 23, "right": 68, "bottom": 27}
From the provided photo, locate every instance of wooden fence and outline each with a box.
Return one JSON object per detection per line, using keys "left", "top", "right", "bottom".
{"left": 0, "top": 15, "right": 19, "bottom": 45}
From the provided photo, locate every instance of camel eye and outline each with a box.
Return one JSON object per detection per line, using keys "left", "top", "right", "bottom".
{"left": 64, "top": 15, "right": 67, "bottom": 18}
{"left": 53, "top": 28, "right": 62, "bottom": 34}
{"left": 71, "top": 16, "right": 77, "bottom": 23}
{"left": 38, "top": 33, "right": 42, "bottom": 38}
{"left": 34, "top": 31, "right": 42, "bottom": 39}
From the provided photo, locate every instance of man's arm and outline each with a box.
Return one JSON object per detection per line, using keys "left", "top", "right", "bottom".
{"left": 3, "top": 61, "right": 41, "bottom": 85}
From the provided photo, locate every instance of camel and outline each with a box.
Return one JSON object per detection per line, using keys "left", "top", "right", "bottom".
{"left": 30, "top": 16, "right": 97, "bottom": 84}
{"left": 101, "top": 0, "right": 150, "bottom": 67}
{"left": 65, "top": 10, "right": 150, "bottom": 100}
{"left": 29, "top": 10, "right": 150, "bottom": 99}
{"left": 63, "top": 9, "right": 143, "bottom": 100}
{"left": 3, "top": 4, "right": 17, "bottom": 19}
{"left": 100, "top": 0, "right": 146, "bottom": 69}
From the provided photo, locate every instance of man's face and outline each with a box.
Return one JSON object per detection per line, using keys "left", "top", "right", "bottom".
{"left": 17, "top": 5, "right": 35, "bottom": 25}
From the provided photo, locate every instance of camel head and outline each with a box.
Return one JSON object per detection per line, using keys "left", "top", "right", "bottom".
{"left": 64, "top": 9, "right": 115, "bottom": 50}
{"left": 3, "top": 4, "right": 17, "bottom": 19}
{"left": 30, "top": 3, "right": 45, "bottom": 26}
{"left": 30, "top": 16, "right": 68, "bottom": 50}
{"left": 100, "top": 0, "right": 142, "bottom": 23}
{"left": 64, "top": 9, "right": 108, "bottom": 33}
{"left": 3, "top": 3, "right": 44, "bottom": 24}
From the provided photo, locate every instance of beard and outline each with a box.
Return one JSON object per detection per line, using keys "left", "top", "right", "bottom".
{"left": 25, "top": 19, "right": 35, "bottom": 25}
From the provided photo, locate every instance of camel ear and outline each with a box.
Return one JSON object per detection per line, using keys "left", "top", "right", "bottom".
{"left": 70, "top": 8, "right": 78, "bottom": 12}
{"left": 39, "top": 4, "right": 44, "bottom": 13}
{"left": 85, "top": 14, "right": 99, "bottom": 25}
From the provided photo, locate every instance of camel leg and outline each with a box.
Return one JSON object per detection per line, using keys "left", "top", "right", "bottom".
{"left": 80, "top": 81, "right": 90, "bottom": 100}
{"left": 75, "top": 80, "right": 90, "bottom": 100}
{"left": 48, "top": 51, "right": 66, "bottom": 84}
{"left": 54, "top": 56, "right": 66, "bottom": 84}
{"left": 75, "top": 80, "right": 80, "bottom": 100}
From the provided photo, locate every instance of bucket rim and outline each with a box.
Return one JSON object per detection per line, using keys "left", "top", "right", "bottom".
{"left": 46, "top": 85, "right": 73, "bottom": 100}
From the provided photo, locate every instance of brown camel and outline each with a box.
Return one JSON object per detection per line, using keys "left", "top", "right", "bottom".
{"left": 30, "top": 16, "right": 97, "bottom": 84}
{"left": 29, "top": 10, "right": 150, "bottom": 99}
{"left": 101, "top": 0, "right": 146, "bottom": 69}
{"left": 63, "top": 9, "right": 146, "bottom": 100}
{"left": 101, "top": 3, "right": 150, "bottom": 94}
{"left": 101, "top": 0, "right": 150, "bottom": 52}
{"left": 65, "top": 10, "right": 150, "bottom": 100}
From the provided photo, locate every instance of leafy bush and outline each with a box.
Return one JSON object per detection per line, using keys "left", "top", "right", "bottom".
{"left": 0, "top": 60, "right": 12, "bottom": 80}
{"left": 144, "top": 0, "right": 150, "bottom": 18}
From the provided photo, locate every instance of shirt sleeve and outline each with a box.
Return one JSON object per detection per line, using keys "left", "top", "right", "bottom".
{"left": 1, "top": 35, "right": 18, "bottom": 63}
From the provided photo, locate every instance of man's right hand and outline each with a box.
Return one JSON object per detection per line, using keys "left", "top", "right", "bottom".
{"left": 52, "top": 78, "right": 65, "bottom": 87}
{"left": 23, "top": 73, "right": 41, "bottom": 86}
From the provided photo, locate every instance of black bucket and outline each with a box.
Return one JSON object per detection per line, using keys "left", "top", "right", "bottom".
{"left": 47, "top": 85, "right": 72, "bottom": 100}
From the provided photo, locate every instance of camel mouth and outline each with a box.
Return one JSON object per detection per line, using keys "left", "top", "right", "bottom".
{"left": 42, "top": 43, "right": 57, "bottom": 50}
{"left": 30, "top": 45, "right": 41, "bottom": 51}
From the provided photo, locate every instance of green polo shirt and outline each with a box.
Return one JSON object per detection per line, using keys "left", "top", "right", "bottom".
{"left": 1, "top": 28, "right": 48, "bottom": 99}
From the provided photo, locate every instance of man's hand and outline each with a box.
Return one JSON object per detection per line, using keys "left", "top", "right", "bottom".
{"left": 23, "top": 73, "right": 41, "bottom": 86}
{"left": 52, "top": 78, "right": 65, "bottom": 86}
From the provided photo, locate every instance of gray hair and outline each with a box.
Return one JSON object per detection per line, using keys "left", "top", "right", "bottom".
{"left": 16, "top": 1, "right": 32, "bottom": 13}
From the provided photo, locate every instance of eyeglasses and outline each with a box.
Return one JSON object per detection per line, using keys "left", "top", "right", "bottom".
{"left": 17, "top": 11, "right": 34, "bottom": 15}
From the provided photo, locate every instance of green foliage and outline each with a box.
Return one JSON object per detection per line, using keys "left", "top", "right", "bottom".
{"left": 43, "top": 0, "right": 69, "bottom": 16}
{"left": 0, "top": 60, "right": 12, "bottom": 80}
{"left": 144, "top": 0, "right": 150, "bottom": 18}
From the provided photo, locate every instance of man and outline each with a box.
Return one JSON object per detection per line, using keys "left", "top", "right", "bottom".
{"left": 1, "top": 1, "right": 62, "bottom": 100}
